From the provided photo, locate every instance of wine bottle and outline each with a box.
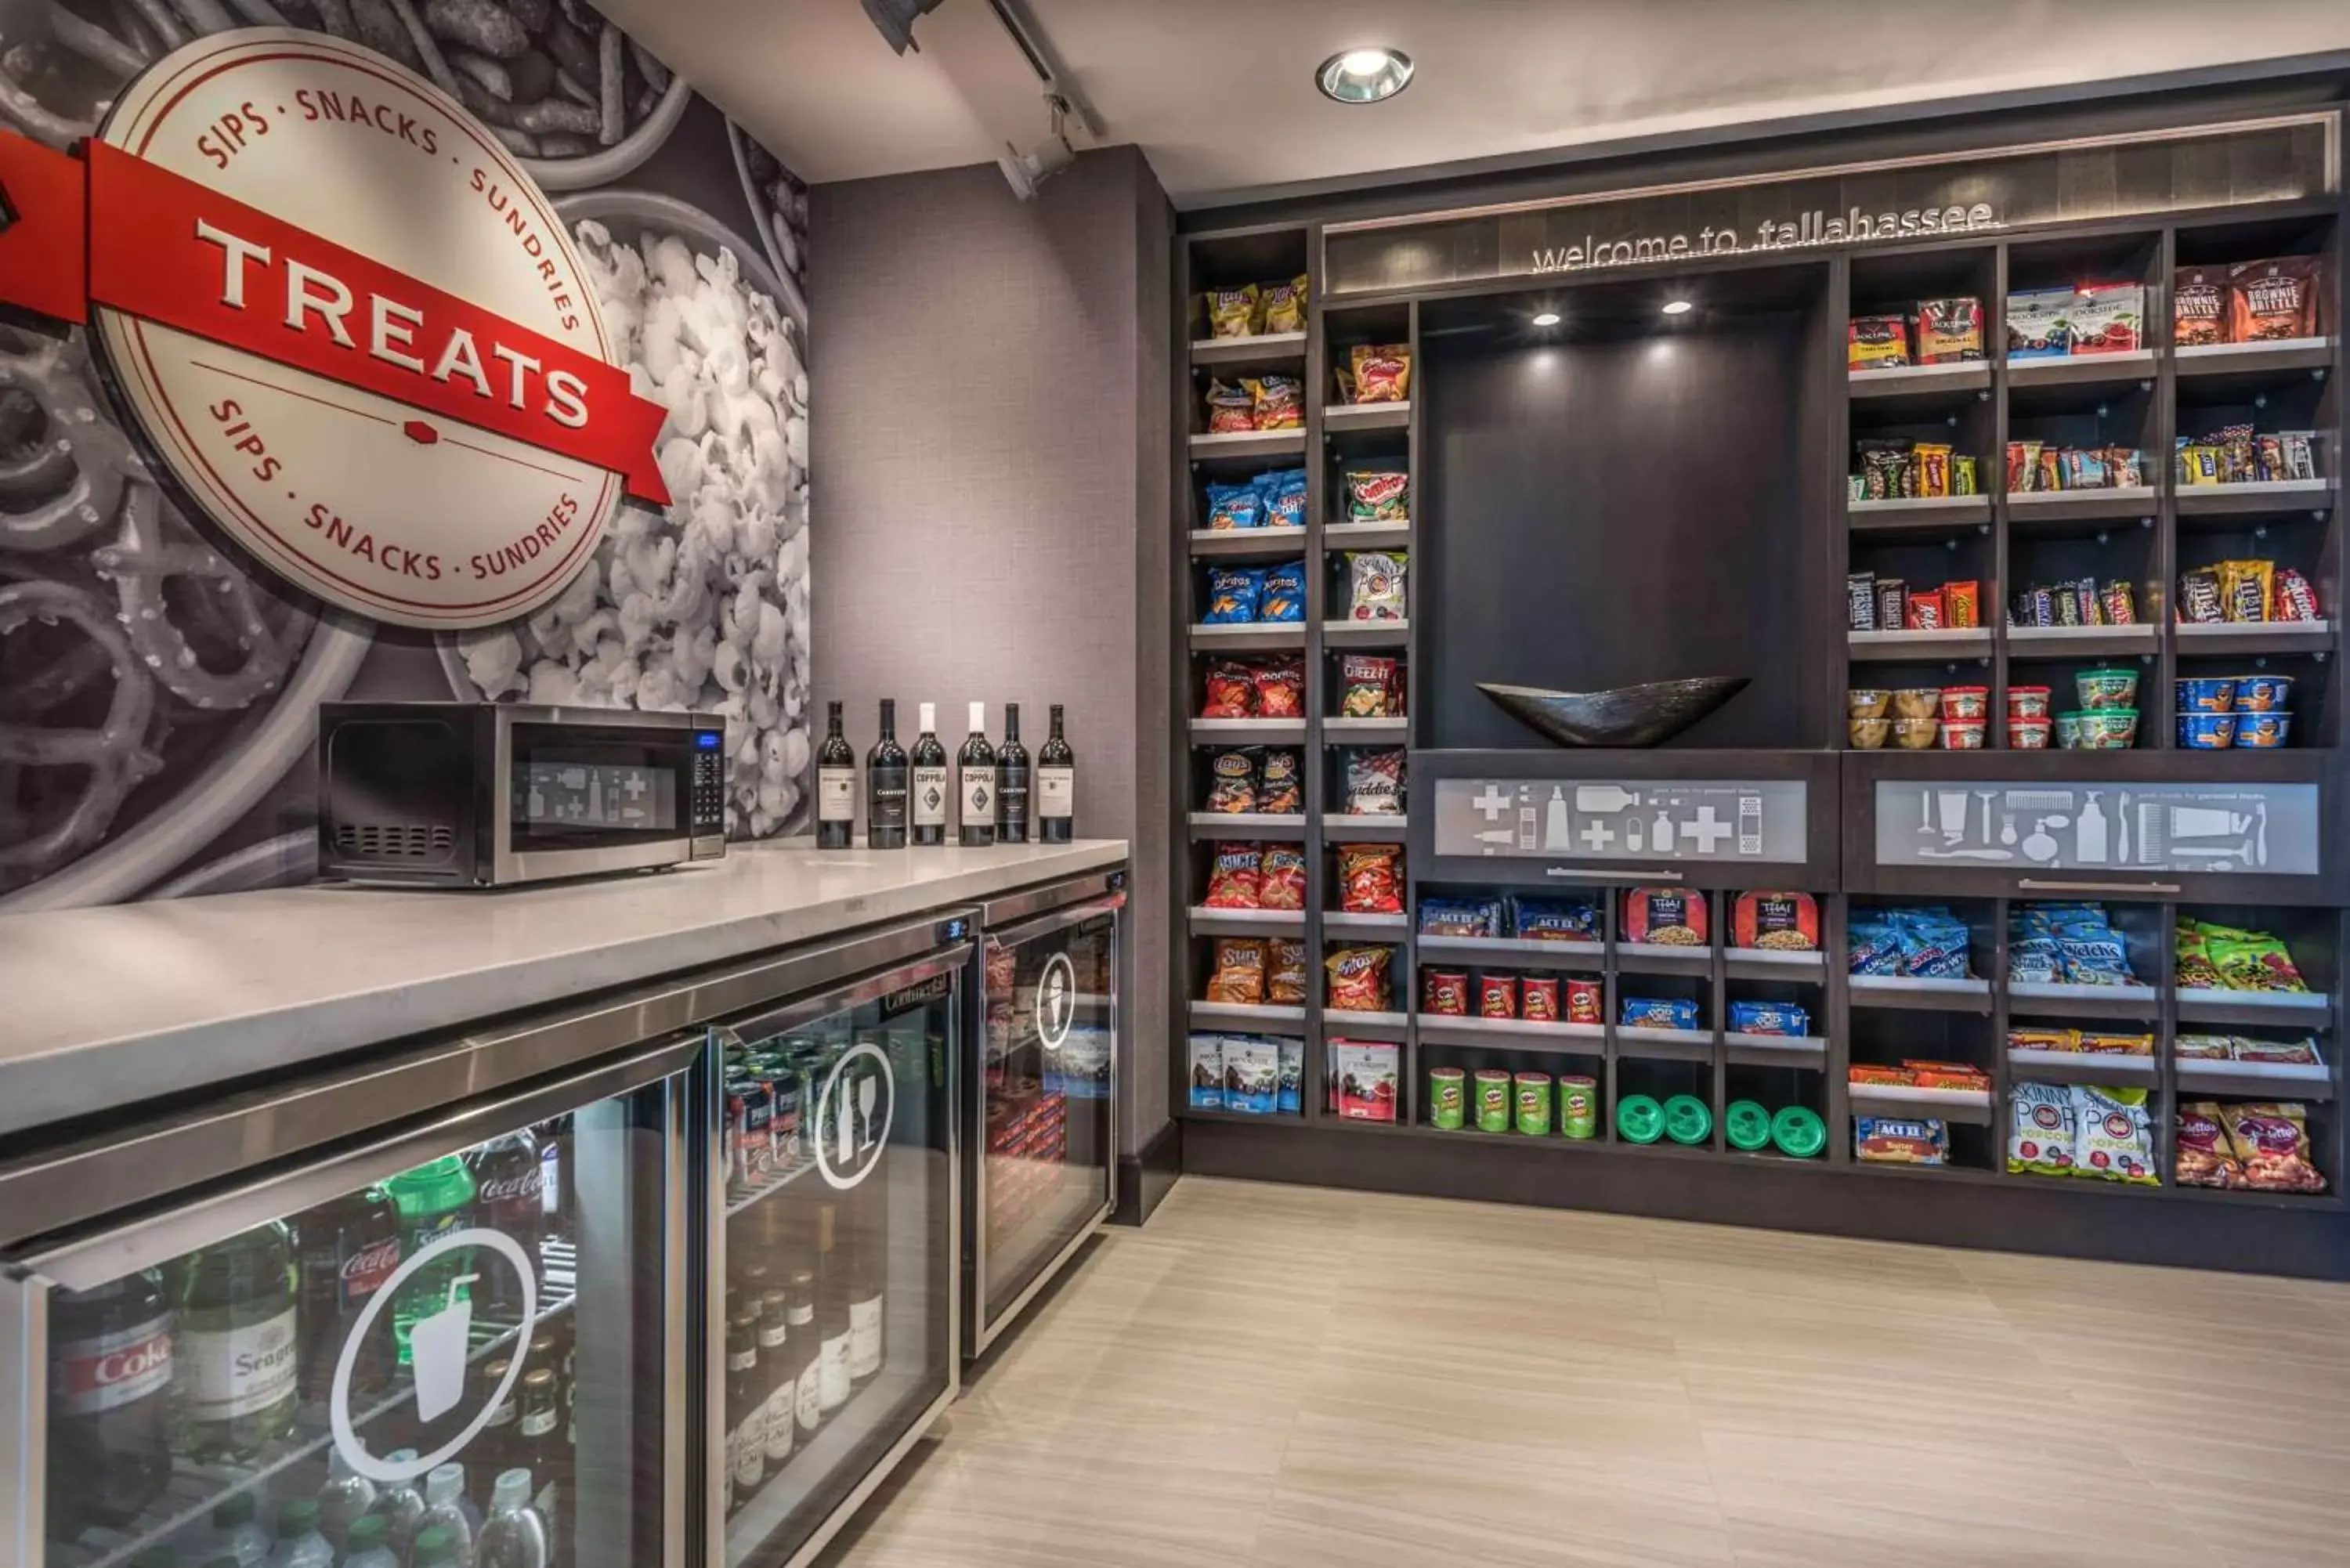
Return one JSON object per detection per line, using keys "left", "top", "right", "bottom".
{"left": 847, "top": 1204, "right": 884, "bottom": 1385}
{"left": 996, "top": 703, "right": 1030, "bottom": 844}
{"left": 1037, "top": 704, "right": 1076, "bottom": 843}
{"left": 815, "top": 702, "right": 856, "bottom": 850}
{"left": 909, "top": 705, "right": 948, "bottom": 847}
{"left": 788, "top": 1269, "right": 822, "bottom": 1447}
{"left": 815, "top": 1206, "right": 851, "bottom": 1415}
{"left": 866, "top": 700, "right": 908, "bottom": 851}
{"left": 956, "top": 702, "right": 997, "bottom": 848}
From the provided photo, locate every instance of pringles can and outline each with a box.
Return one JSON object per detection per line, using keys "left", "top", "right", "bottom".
{"left": 1428, "top": 1067, "right": 1465, "bottom": 1130}
{"left": 1559, "top": 1075, "right": 1599, "bottom": 1139}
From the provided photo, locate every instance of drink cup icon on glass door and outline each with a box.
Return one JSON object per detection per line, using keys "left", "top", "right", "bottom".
{"left": 412, "top": 1274, "right": 481, "bottom": 1423}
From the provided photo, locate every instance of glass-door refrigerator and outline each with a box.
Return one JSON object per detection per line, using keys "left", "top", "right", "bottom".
{"left": 0, "top": 1000, "right": 702, "bottom": 1568}
{"left": 710, "top": 916, "right": 968, "bottom": 1568}
{"left": 967, "top": 869, "right": 1125, "bottom": 1357}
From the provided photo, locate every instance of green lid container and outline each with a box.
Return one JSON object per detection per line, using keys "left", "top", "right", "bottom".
{"left": 1616, "top": 1093, "right": 1665, "bottom": 1143}
{"left": 1724, "top": 1100, "right": 1773, "bottom": 1151}
{"left": 1661, "top": 1094, "right": 1713, "bottom": 1146}
{"left": 1772, "top": 1105, "right": 1828, "bottom": 1159}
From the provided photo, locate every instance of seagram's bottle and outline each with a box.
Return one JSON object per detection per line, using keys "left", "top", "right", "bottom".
{"left": 866, "top": 700, "right": 908, "bottom": 850}
{"left": 1037, "top": 704, "right": 1076, "bottom": 843}
{"left": 996, "top": 703, "right": 1030, "bottom": 844}
{"left": 815, "top": 702, "right": 857, "bottom": 850}
{"left": 909, "top": 705, "right": 948, "bottom": 847}
{"left": 956, "top": 702, "right": 996, "bottom": 848}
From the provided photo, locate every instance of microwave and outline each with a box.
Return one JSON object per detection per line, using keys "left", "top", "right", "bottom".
{"left": 318, "top": 703, "right": 727, "bottom": 887}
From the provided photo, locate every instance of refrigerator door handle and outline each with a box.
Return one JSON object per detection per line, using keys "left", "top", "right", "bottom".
{"left": 0, "top": 1269, "right": 47, "bottom": 1568}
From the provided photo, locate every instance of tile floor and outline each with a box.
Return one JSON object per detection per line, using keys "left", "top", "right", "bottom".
{"left": 821, "top": 1176, "right": 2350, "bottom": 1566}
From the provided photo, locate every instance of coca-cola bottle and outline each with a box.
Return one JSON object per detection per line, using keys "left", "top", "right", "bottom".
{"left": 467, "top": 1129, "right": 544, "bottom": 1327}
{"left": 170, "top": 1220, "right": 299, "bottom": 1462}
{"left": 296, "top": 1185, "right": 401, "bottom": 1411}
{"left": 47, "top": 1270, "right": 175, "bottom": 1534}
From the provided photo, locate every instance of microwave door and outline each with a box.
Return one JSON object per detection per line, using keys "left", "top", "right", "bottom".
{"left": 498, "top": 720, "right": 705, "bottom": 881}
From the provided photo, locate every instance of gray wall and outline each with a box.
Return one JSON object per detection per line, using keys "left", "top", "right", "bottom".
{"left": 809, "top": 145, "right": 1174, "bottom": 1151}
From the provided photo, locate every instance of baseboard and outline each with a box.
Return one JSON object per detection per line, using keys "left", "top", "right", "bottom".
{"left": 1113, "top": 1118, "right": 1181, "bottom": 1226}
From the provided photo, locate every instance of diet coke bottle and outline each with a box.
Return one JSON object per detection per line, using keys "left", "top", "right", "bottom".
{"left": 466, "top": 1129, "right": 544, "bottom": 1326}
{"left": 296, "top": 1185, "right": 402, "bottom": 1410}
{"left": 47, "top": 1269, "right": 175, "bottom": 1534}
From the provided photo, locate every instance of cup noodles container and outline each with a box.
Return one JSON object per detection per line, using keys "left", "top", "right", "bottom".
{"left": 2009, "top": 717, "right": 2052, "bottom": 750}
{"left": 1329, "top": 1042, "right": 1399, "bottom": 1122}
{"left": 1939, "top": 719, "right": 1987, "bottom": 750}
{"left": 2007, "top": 685, "right": 2052, "bottom": 720}
{"left": 1940, "top": 686, "right": 1989, "bottom": 721}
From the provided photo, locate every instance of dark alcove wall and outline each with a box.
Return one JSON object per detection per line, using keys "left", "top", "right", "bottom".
{"left": 1423, "top": 308, "right": 1828, "bottom": 750}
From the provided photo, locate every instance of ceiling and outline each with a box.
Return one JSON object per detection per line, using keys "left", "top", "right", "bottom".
{"left": 599, "top": 0, "right": 2350, "bottom": 205}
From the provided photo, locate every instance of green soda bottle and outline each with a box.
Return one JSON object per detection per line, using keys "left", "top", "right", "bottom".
{"left": 385, "top": 1155, "right": 478, "bottom": 1365}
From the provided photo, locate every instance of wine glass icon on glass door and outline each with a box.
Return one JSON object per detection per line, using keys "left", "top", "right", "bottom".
{"left": 815, "top": 1042, "right": 894, "bottom": 1191}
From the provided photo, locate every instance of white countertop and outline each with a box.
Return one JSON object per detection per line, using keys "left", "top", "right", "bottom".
{"left": 0, "top": 838, "right": 1125, "bottom": 1136}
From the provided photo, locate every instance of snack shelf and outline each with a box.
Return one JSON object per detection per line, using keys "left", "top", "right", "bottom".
{"left": 2175, "top": 1058, "right": 2333, "bottom": 1097}
{"left": 1846, "top": 1159, "right": 2006, "bottom": 1187}
{"left": 1188, "top": 906, "right": 1307, "bottom": 934}
{"left": 1847, "top": 974, "right": 1995, "bottom": 1012}
{"left": 1189, "top": 623, "right": 1306, "bottom": 651}
{"left": 1848, "top": 1082, "right": 1995, "bottom": 1123}
{"left": 1846, "top": 360, "right": 1991, "bottom": 399}
{"left": 2174, "top": 479, "right": 2337, "bottom": 518}
{"left": 2005, "top": 980, "right": 2162, "bottom": 1019}
{"left": 2004, "top": 349, "right": 2158, "bottom": 388}
{"left": 1324, "top": 401, "right": 1411, "bottom": 431}
{"left": 1325, "top": 1010, "right": 1409, "bottom": 1039}
{"left": 2171, "top": 335, "right": 2335, "bottom": 379}
{"left": 2005, "top": 1048, "right": 2160, "bottom": 1086}
{"left": 2003, "top": 486, "right": 2161, "bottom": 522}
{"left": 1614, "top": 941, "right": 1716, "bottom": 974}
{"left": 2173, "top": 620, "right": 2335, "bottom": 655}
{"left": 1191, "top": 525, "right": 1311, "bottom": 558}
{"left": 1848, "top": 628, "right": 1994, "bottom": 661}
{"left": 1322, "top": 618, "right": 1409, "bottom": 648}
{"left": 1181, "top": 1105, "right": 1308, "bottom": 1129}
{"left": 1848, "top": 495, "right": 1992, "bottom": 532}
{"left": 1723, "top": 1032, "right": 1830, "bottom": 1067}
{"left": 1190, "top": 329, "right": 1308, "bottom": 366}
{"left": 1417, "top": 934, "right": 1606, "bottom": 965}
{"left": 1189, "top": 1000, "right": 1308, "bottom": 1031}
{"left": 1188, "top": 429, "right": 1307, "bottom": 458}
{"left": 2005, "top": 625, "right": 2160, "bottom": 658}
{"left": 2174, "top": 988, "right": 2331, "bottom": 1027}
{"left": 1322, "top": 716, "right": 1409, "bottom": 739}
{"left": 1325, "top": 813, "right": 1408, "bottom": 840}
{"left": 1190, "top": 717, "right": 1307, "bottom": 742}
{"left": 1723, "top": 947, "right": 1828, "bottom": 978}
{"left": 1614, "top": 1027, "right": 1716, "bottom": 1061}
{"left": 1415, "top": 1015, "right": 1606, "bottom": 1050}
{"left": 1325, "top": 522, "right": 1412, "bottom": 550}
{"left": 2160, "top": 1182, "right": 2344, "bottom": 1211}
{"left": 1188, "top": 811, "right": 1307, "bottom": 838}
{"left": 1323, "top": 910, "right": 1408, "bottom": 934}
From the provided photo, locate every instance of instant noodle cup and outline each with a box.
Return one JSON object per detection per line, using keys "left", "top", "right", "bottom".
{"left": 2175, "top": 677, "right": 2237, "bottom": 714}
{"left": 2008, "top": 717, "right": 2052, "bottom": 750}
{"left": 2006, "top": 685, "right": 2052, "bottom": 720}
{"left": 1940, "top": 686, "right": 1989, "bottom": 721}
{"left": 1848, "top": 717, "right": 1891, "bottom": 750}
{"left": 1891, "top": 688, "right": 1942, "bottom": 721}
{"left": 2234, "top": 712, "right": 2292, "bottom": 748}
{"left": 2077, "top": 710, "right": 2139, "bottom": 750}
{"left": 1893, "top": 717, "right": 1940, "bottom": 750}
{"left": 2233, "top": 674, "right": 2294, "bottom": 713}
{"left": 1847, "top": 689, "right": 1891, "bottom": 720}
{"left": 2178, "top": 712, "right": 2238, "bottom": 749}
{"left": 2075, "top": 668, "right": 2139, "bottom": 710}
{"left": 1938, "top": 718, "right": 1987, "bottom": 750}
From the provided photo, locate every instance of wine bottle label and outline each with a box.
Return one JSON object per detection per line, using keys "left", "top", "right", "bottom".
{"left": 960, "top": 768, "right": 995, "bottom": 824}
{"left": 819, "top": 1331, "right": 852, "bottom": 1410}
{"left": 732, "top": 1415, "right": 765, "bottom": 1490}
{"left": 1039, "top": 767, "right": 1075, "bottom": 818}
{"left": 521, "top": 1407, "right": 559, "bottom": 1439}
{"left": 763, "top": 1387, "right": 795, "bottom": 1465}
{"left": 869, "top": 768, "right": 908, "bottom": 827}
{"left": 849, "top": 1296, "right": 883, "bottom": 1378}
{"left": 795, "top": 1363, "right": 822, "bottom": 1433}
{"left": 999, "top": 774, "right": 1029, "bottom": 823}
{"left": 724, "top": 1428, "right": 746, "bottom": 1498}
{"left": 818, "top": 768, "right": 855, "bottom": 822}
{"left": 176, "top": 1307, "right": 297, "bottom": 1422}
{"left": 912, "top": 767, "right": 949, "bottom": 826}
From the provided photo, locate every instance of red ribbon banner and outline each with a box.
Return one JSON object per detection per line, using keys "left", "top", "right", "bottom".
{"left": 0, "top": 133, "right": 671, "bottom": 508}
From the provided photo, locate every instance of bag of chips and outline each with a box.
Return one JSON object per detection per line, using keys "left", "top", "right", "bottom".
{"left": 1244, "top": 375, "right": 1303, "bottom": 430}
{"left": 1203, "top": 938, "right": 1266, "bottom": 1004}
{"left": 1337, "top": 843, "right": 1404, "bottom": 914}
{"left": 1260, "top": 276, "right": 1308, "bottom": 334}
{"left": 1204, "top": 285, "right": 1260, "bottom": 338}
{"left": 2175, "top": 1101, "right": 2246, "bottom": 1188}
{"left": 1260, "top": 559, "right": 1307, "bottom": 623}
{"left": 1204, "top": 379, "right": 1254, "bottom": 433}
{"left": 1204, "top": 480, "right": 1261, "bottom": 531}
{"left": 2007, "top": 1081, "right": 2076, "bottom": 1176}
{"left": 1348, "top": 343, "right": 1412, "bottom": 403}
{"left": 1346, "top": 551, "right": 1408, "bottom": 620}
{"left": 1325, "top": 945, "right": 1392, "bottom": 1012}
{"left": 1344, "top": 469, "right": 1409, "bottom": 523}
{"left": 1253, "top": 656, "right": 1304, "bottom": 718}
{"left": 1267, "top": 938, "right": 1307, "bottom": 1004}
{"left": 2071, "top": 1084, "right": 2157, "bottom": 1184}
{"left": 2222, "top": 1102, "right": 2326, "bottom": 1191}
{"left": 1340, "top": 654, "right": 1398, "bottom": 717}
{"left": 1258, "top": 750, "right": 1303, "bottom": 815}
{"left": 1202, "top": 749, "right": 1257, "bottom": 813}
{"left": 1202, "top": 842, "right": 1263, "bottom": 909}
{"left": 1344, "top": 748, "right": 1405, "bottom": 814}
{"left": 1202, "top": 659, "right": 1256, "bottom": 717}
{"left": 1203, "top": 565, "right": 1264, "bottom": 624}
{"left": 1256, "top": 468, "right": 1308, "bottom": 529}
{"left": 1258, "top": 845, "right": 1307, "bottom": 911}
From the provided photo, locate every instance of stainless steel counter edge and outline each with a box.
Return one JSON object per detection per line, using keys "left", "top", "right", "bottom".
{"left": 0, "top": 839, "right": 1127, "bottom": 1136}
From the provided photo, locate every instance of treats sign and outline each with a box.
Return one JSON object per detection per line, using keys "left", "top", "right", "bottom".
{"left": 0, "top": 30, "right": 671, "bottom": 628}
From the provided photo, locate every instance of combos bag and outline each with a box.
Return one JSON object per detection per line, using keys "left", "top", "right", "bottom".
{"left": 1344, "top": 469, "right": 1410, "bottom": 523}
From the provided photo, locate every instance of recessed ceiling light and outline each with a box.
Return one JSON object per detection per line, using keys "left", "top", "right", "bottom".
{"left": 1661, "top": 299, "right": 1694, "bottom": 316}
{"left": 1531, "top": 311, "right": 1561, "bottom": 327}
{"left": 1317, "top": 46, "right": 1414, "bottom": 104}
